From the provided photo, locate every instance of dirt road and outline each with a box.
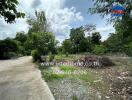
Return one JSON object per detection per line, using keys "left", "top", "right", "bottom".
{"left": 0, "top": 56, "right": 54, "bottom": 100}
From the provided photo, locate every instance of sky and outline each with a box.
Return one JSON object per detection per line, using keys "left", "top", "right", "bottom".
{"left": 0, "top": 0, "right": 115, "bottom": 42}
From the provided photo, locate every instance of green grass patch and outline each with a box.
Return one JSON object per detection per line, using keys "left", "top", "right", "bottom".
{"left": 78, "top": 72, "right": 98, "bottom": 84}
{"left": 60, "top": 65, "right": 78, "bottom": 72}
{"left": 41, "top": 70, "right": 66, "bottom": 82}
{"left": 55, "top": 55, "right": 72, "bottom": 61}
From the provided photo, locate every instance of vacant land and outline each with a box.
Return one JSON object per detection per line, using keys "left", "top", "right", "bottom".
{"left": 40, "top": 55, "right": 132, "bottom": 100}
{"left": 0, "top": 56, "right": 54, "bottom": 100}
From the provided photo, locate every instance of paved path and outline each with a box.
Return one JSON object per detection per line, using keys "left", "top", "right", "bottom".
{"left": 0, "top": 56, "right": 54, "bottom": 100}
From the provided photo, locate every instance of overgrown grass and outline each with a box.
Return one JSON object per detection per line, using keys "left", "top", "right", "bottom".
{"left": 60, "top": 65, "right": 78, "bottom": 72}
{"left": 55, "top": 54, "right": 81, "bottom": 61}
{"left": 78, "top": 73, "right": 98, "bottom": 84}
{"left": 41, "top": 70, "right": 66, "bottom": 82}
{"left": 75, "top": 70, "right": 109, "bottom": 92}
{"left": 41, "top": 65, "right": 78, "bottom": 82}
{"left": 40, "top": 65, "right": 108, "bottom": 90}
{"left": 38, "top": 55, "right": 132, "bottom": 99}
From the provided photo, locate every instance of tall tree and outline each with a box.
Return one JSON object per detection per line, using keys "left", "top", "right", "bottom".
{"left": 103, "top": 33, "right": 124, "bottom": 52}
{"left": 70, "top": 27, "right": 85, "bottom": 53}
{"left": 27, "top": 11, "right": 48, "bottom": 34}
{"left": 89, "top": 0, "right": 132, "bottom": 56}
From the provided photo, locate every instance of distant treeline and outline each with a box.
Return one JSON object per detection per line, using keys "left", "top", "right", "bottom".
{"left": 0, "top": 9, "right": 132, "bottom": 60}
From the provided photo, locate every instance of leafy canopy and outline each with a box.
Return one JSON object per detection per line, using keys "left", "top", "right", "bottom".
{"left": 0, "top": 0, "right": 25, "bottom": 23}
{"left": 89, "top": 0, "right": 132, "bottom": 22}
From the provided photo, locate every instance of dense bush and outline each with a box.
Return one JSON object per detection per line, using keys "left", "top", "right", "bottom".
{"left": 0, "top": 38, "right": 19, "bottom": 59}
{"left": 65, "top": 52, "right": 69, "bottom": 57}
{"left": 48, "top": 52, "right": 55, "bottom": 62}
{"left": 126, "top": 42, "right": 132, "bottom": 56}
{"left": 93, "top": 45, "right": 106, "bottom": 55}
{"left": 31, "top": 49, "right": 40, "bottom": 62}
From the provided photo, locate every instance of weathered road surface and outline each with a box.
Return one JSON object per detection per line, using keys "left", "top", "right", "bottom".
{"left": 0, "top": 56, "right": 54, "bottom": 100}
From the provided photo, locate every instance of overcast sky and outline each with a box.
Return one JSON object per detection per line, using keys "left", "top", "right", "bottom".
{"left": 0, "top": 0, "right": 115, "bottom": 42}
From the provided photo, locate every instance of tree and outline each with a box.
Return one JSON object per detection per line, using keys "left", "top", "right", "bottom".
{"left": 126, "top": 42, "right": 132, "bottom": 56}
{"left": 70, "top": 27, "right": 86, "bottom": 53}
{"left": 89, "top": 0, "right": 132, "bottom": 21}
{"left": 115, "top": 16, "right": 132, "bottom": 44}
{"left": 14, "top": 31, "right": 28, "bottom": 55}
{"left": 103, "top": 33, "right": 125, "bottom": 53}
{"left": 93, "top": 45, "right": 106, "bottom": 55}
{"left": 62, "top": 39, "right": 73, "bottom": 54}
{"left": 89, "top": 0, "right": 132, "bottom": 56}
{"left": 27, "top": 11, "right": 48, "bottom": 34}
{"left": 15, "top": 32, "right": 27, "bottom": 45}
{"left": 0, "top": 0, "right": 25, "bottom": 23}
{"left": 29, "top": 32, "right": 56, "bottom": 55}
{"left": 24, "top": 11, "right": 54, "bottom": 55}
{"left": 91, "top": 32, "right": 101, "bottom": 45}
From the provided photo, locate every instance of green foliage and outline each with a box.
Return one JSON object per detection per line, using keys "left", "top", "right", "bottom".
{"left": 60, "top": 26, "right": 101, "bottom": 54}
{"left": 126, "top": 42, "right": 132, "bottom": 56}
{"left": 15, "top": 31, "right": 28, "bottom": 55}
{"left": 0, "top": 0, "right": 25, "bottom": 23}
{"left": 62, "top": 39, "right": 72, "bottom": 54}
{"left": 65, "top": 52, "right": 69, "bottom": 57}
{"left": 31, "top": 49, "right": 40, "bottom": 62}
{"left": 70, "top": 27, "right": 87, "bottom": 53}
{"left": 89, "top": 0, "right": 132, "bottom": 56}
{"left": 93, "top": 45, "right": 106, "bottom": 55}
{"left": 71, "top": 95, "right": 79, "bottom": 100}
{"left": 60, "top": 66, "right": 78, "bottom": 72}
{"left": 57, "top": 46, "right": 63, "bottom": 54}
{"left": 91, "top": 32, "right": 101, "bottom": 45}
{"left": 48, "top": 52, "right": 55, "bottom": 62}
{"left": 89, "top": 0, "right": 132, "bottom": 22}
{"left": 21, "top": 31, "right": 56, "bottom": 56}
{"left": 24, "top": 11, "right": 56, "bottom": 56}
{"left": 15, "top": 32, "right": 27, "bottom": 44}
{"left": 104, "top": 33, "right": 124, "bottom": 53}
{"left": 31, "top": 32, "right": 56, "bottom": 55}
{"left": 41, "top": 70, "right": 66, "bottom": 82}
{"left": 80, "top": 38, "right": 90, "bottom": 52}
{"left": 0, "top": 38, "right": 19, "bottom": 59}
{"left": 27, "top": 11, "right": 48, "bottom": 34}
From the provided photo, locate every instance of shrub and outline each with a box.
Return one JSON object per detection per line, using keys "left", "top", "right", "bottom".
{"left": 49, "top": 52, "right": 55, "bottom": 62}
{"left": 126, "top": 42, "right": 132, "bottom": 57}
{"left": 93, "top": 45, "right": 106, "bottom": 55}
{"left": 0, "top": 38, "right": 19, "bottom": 59}
{"left": 31, "top": 49, "right": 40, "bottom": 62}
{"left": 65, "top": 52, "right": 69, "bottom": 57}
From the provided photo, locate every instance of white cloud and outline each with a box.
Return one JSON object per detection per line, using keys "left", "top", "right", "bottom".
{"left": 46, "top": 6, "right": 84, "bottom": 40}
{"left": 0, "top": 18, "right": 28, "bottom": 39}
{"left": 0, "top": 0, "right": 84, "bottom": 41}
{"left": 96, "top": 25, "right": 115, "bottom": 41}
{"left": 37, "top": 0, "right": 84, "bottom": 39}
